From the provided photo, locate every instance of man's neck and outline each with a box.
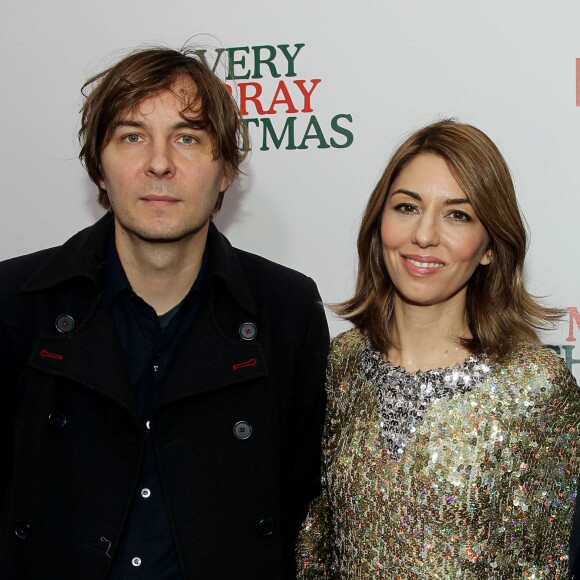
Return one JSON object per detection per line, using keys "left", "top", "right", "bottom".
{"left": 114, "top": 223, "right": 209, "bottom": 315}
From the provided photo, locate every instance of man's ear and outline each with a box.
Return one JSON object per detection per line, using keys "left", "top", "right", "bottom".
{"left": 219, "top": 172, "right": 232, "bottom": 194}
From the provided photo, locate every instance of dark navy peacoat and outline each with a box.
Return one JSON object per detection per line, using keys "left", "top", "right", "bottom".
{"left": 0, "top": 213, "right": 329, "bottom": 579}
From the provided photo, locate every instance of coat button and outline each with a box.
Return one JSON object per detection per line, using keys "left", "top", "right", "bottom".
{"left": 55, "top": 314, "right": 75, "bottom": 333}
{"left": 233, "top": 421, "right": 252, "bottom": 440}
{"left": 48, "top": 412, "right": 67, "bottom": 429}
{"left": 257, "top": 517, "right": 274, "bottom": 536}
{"left": 14, "top": 520, "right": 30, "bottom": 540}
{"left": 239, "top": 322, "right": 257, "bottom": 341}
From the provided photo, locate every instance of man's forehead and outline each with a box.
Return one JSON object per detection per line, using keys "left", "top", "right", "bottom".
{"left": 118, "top": 76, "right": 202, "bottom": 120}
{"left": 169, "top": 75, "right": 199, "bottom": 103}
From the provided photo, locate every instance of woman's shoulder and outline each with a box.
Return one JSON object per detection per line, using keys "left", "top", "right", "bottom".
{"left": 326, "top": 328, "right": 366, "bottom": 387}
{"left": 329, "top": 327, "right": 366, "bottom": 358}
{"left": 496, "top": 342, "right": 576, "bottom": 390}
{"left": 326, "top": 328, "right": 371, "bottom": 402}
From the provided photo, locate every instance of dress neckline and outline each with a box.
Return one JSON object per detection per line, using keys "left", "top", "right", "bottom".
{"left": 361, "top": 339, "right": 493, "bottom": 459}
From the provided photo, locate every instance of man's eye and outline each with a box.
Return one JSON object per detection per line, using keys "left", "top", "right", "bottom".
{"left": 179, "top": 135, "right": 196, "bottom": 145}
{"left": 124, "top": 134, "right": 141, "bottom": 143}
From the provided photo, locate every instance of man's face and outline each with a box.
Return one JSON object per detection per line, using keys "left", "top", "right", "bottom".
{"left": 99, "top": 76, "right": 229, "bottom": 246}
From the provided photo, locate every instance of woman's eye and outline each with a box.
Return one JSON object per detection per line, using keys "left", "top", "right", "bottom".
{"left": 394, "top": 203, "right": 417, "bottom": 214}
{"left": 449, "top": 210, "right": 471, "bottom": 222}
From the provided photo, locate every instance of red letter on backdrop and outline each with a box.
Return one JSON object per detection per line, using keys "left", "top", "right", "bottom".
{"left": 567, "top": 306, "right": 580, "bottom": 342}
{"left": 576, "top": 59, "right": 580, "bottom": 106}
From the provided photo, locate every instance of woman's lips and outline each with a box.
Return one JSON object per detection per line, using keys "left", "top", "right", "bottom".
{"left": 402, "top": 255, "right": 444, "bottom": 275}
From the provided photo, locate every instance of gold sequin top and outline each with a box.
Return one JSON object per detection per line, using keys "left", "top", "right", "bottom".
{"left": 297, "top": 329, "right": 580, "bottom": 578}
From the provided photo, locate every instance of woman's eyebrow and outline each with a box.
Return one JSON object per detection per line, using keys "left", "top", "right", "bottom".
{"left": 391, "top": 189, "right": 471, "bottom": 206}
{"left": 390, "top": 189, "right": 421, "bottom": 200}
{"left": 445, "top": 197, "right": 471, "bottom": 205}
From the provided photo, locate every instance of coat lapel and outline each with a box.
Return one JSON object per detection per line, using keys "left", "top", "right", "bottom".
{"left": 22, "top": 217, "right": 268, "bottom": 413}
{"left": 157, "top": 300, "right": 268, "bottom": 407}
{"left": 156, "top": 222, "right": 269, "bottom": 407}
{"left": 28, "top": 300, "right": 137, "bottom": 416}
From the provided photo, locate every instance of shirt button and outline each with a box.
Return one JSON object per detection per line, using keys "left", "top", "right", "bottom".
{"left": 132, "top": 557, "right": 142, "bottom": 567}
{"left": 141, "top": 488, "right": 151, "bottom": 498}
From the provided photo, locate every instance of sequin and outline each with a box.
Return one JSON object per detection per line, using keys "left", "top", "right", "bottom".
{"left": 363, "top": 342, "right": 491, "bottom": 459}
{"left": 296, "top": 329, "right": 580, "bottom": 578}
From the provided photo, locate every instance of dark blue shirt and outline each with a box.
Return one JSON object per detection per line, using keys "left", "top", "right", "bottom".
{"left": 104, "top": 232, "right": 210, "bottom": 580}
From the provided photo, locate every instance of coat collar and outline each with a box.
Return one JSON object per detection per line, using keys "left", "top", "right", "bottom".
{"left": 21, "top": 213, "right": 111, "bottom": 293}
{"left": 205, "top": 221, "right": 258, "bottom": 316}
{"left": 21, "top": 213, "right": 257, "bottom": 316}
{"left": 24, "top": 213, "right": 264, "bottom": 413}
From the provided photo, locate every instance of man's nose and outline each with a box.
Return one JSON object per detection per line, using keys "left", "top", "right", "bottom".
{"left": 145, "top": 141, "right": 175, "bottom": 177}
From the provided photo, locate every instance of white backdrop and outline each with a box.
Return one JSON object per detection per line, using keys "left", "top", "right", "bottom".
{"left": 1, "top": 1, "right": 580, "bottom": 377}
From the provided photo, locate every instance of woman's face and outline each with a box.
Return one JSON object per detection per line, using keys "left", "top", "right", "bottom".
{"left": 381, "top": 153, "right": 491, "bottom": 309}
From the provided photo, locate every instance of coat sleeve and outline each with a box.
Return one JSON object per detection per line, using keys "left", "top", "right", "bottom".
{"left": 295, "top": 332, "right": 345, "bottom": 578}
{"left": 284, "top": 279, "right": 329, "bottom": 541}
{"left": 0, "top": 320, "right": 19, "bottom": 512}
